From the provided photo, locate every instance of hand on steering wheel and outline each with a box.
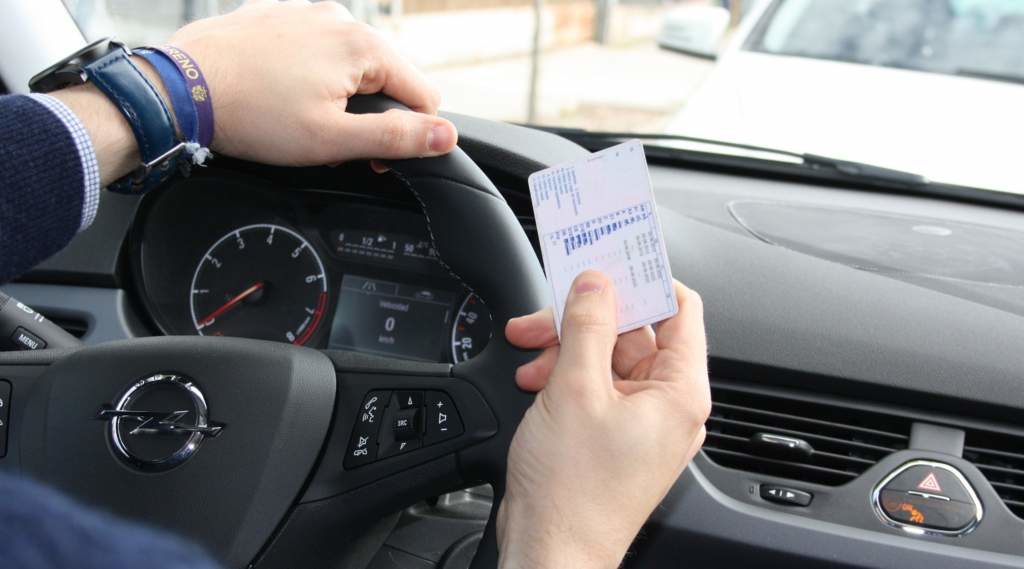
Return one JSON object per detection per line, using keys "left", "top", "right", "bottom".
{"left": 498, "top": 271, "right": 711, "bottom": 569}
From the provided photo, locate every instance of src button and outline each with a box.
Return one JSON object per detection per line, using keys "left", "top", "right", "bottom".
{"left": 874, "top": 461, "right": 982, "bottom": 534}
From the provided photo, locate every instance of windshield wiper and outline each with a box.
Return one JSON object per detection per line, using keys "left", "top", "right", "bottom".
{"left": 954, "top": 68, "right": 1024, "bottom": 86}
{"left": 801, "top": 153, "right": 928, "bottom": 187}
{"left": 541, "top": 128, "right": 930, "bottom": 189}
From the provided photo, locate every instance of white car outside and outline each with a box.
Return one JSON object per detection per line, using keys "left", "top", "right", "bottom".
{"left": 661, "top": 0, "right": 1024, "bottom": 195}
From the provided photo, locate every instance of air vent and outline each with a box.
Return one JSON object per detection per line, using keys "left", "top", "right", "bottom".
{"left": 704, "top": 384, "right": 912, "bottom": 485}
{"left": 963, "top": 429, "right": 1024, "bottom": 520}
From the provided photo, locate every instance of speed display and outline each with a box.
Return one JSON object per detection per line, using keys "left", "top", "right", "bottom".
{"left": 327, "top": 275, "right": 455, "bottom": 361}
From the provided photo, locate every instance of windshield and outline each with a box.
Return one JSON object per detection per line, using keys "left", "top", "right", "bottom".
{"left": 747, "top": 0, "right": 1024, "bottom": 84}
{"left": 63, "top": 0, "right": 1024, "bottom": 195}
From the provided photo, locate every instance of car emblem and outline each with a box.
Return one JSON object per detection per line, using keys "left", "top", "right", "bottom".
{"left": 96, "top": 374, "right": 224, "bottom": 472}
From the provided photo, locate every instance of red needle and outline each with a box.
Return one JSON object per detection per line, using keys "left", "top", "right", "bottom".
{"left": 197, "top": 282, "right": 264, "bottom": 328}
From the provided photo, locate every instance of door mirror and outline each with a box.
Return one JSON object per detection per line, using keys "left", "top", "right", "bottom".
{"left": 657, "top": 5, "right": 731, "bottom": 60}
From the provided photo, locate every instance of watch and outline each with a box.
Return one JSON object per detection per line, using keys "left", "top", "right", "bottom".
{"left": 29, "top": 37, "right": 185, "bottom": 194}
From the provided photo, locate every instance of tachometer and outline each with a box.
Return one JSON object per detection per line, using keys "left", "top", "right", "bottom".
{"left": 451, "top": 293, "right": 491, "bottom": 362}
{"left": 189, "top": 224, "right": 327, "bottom": 345}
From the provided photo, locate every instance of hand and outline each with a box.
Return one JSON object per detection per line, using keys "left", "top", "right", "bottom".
{"left": 497, "top": 271, "right": 711, "bottom": 569}
{"left": 170, "top": 0, "right": 457, "bottom": 165}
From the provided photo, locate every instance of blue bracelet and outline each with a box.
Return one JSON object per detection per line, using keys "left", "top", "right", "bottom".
{"left": 135, "top": 48, "right": 199, "bottom": 145}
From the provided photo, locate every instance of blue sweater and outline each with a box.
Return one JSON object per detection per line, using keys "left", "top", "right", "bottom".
{"left": 0, "top": 94, "right": 223, "bottom": 568}
{"left": 0, "top": 95, "right": 90, "bottom": 283}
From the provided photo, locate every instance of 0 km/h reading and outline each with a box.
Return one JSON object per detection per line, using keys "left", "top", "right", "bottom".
{"left": 189, "top": 224, "right": 328, "bottom": 345}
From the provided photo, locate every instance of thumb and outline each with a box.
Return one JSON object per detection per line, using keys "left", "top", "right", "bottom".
{"left": 334, "top": 109, "right": 458, "bottom": 161}
{"left": 549, "top": 271, "right": 618, "bottom": 397}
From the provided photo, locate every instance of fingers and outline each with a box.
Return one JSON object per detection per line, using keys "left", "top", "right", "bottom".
{"left": 653, "top": 281, "right": 708, "bottom": 380}
{"left": 549, "top": 271, "right": 618, "bottom": 395}
{"left": 332, "top": 109, "right": 457, "bottom": 160}
{"left": 515, "top": 346, "right": 559, "bottom": 392}
{"left": 508, "top": 307, "right": 655, "bottom": 375}
{"left": 506, "top": 307, "right": 558, "bottom": 350}
{"left": 612, "top": 326, "right": 657, "bottom": 379}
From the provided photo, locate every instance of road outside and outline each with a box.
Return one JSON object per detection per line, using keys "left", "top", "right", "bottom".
{"left": 424, "top": 41, "right": 714, "bottom": 132}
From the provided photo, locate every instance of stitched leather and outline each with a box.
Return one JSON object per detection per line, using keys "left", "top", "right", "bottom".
{"left": 85, "top": 50, "right": 179, "bottom": 194}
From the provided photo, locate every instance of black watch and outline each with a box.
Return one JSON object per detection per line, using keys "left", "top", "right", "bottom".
{"left": 29, "top": 38, "right": 185, "bottom": 194}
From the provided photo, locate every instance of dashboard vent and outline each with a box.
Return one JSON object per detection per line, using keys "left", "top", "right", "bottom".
{"left": 704, "top": 384, "right": 912, "bottom": 485}
{"left": 963, "top": 429, "right": 1024, "bottom": 520}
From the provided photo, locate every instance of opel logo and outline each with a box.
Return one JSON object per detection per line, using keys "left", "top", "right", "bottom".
{"left": 96, "top": 374, "right": 224, "bottom": 472}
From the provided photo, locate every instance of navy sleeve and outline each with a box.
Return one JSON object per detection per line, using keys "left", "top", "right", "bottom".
{"left": 0, "top": 94, "right": 88, "bottom": 283}
{"left": 0, "top": 473, "right": 223, "bottom": 569}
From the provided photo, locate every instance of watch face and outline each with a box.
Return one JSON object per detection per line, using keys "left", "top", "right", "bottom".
{"left": 29, "top": 37, "right": 122, "bottom": 93}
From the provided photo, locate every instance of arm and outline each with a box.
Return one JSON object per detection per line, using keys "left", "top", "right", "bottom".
{"left": 500, "top": 271, "right": 711, "bottom": 568}
{"left": 1, "top": 0, "right": 457, "bottom": 282}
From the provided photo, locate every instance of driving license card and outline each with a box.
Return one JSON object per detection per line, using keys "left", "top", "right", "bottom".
{"left": 528, "top": 139, "right": 678, "bottom": 337}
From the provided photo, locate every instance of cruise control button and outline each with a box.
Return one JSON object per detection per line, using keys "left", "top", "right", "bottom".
{"left": 424, "top": 391, "right": 463, "bottom": 445}
{"left": 760, "top": 485, "right": 812, "bottom": 506}
{"left": 380, "top": 436, "right": 422, "bottom": 458}
{"left": 397, "top": 391, "right": 423, "bottom": 410}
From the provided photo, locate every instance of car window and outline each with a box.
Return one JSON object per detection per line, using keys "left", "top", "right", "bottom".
{"left": 747, "top": 0, "right": 1024, "bottom": 83}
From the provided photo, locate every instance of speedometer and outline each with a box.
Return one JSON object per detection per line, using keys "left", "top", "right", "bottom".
{"left": 189, "top": 224, "right": 328, "bottom": 345}
{"left": 451, "top": 293, "right": 492, "bottom": 362}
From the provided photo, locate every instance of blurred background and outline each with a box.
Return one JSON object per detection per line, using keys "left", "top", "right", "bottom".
{"left": 61, "top": 0, "right": 731, "bottom": 132}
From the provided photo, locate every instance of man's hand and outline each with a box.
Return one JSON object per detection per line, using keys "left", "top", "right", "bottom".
{"left": 53, "top": 0, "right": 457, "bottom": 185}
{"left": 171, "top": 0, "right": 457, "bottom": 165}
{"left": 497, "top": 271, "right": 710, "bottom": 569}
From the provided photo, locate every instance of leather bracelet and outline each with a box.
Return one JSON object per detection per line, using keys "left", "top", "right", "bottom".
{"left": 84, "top": 48, "right": 185, "bottom": 194}
{"left": 135, "top": 48, "right": 197, "bottom": 145}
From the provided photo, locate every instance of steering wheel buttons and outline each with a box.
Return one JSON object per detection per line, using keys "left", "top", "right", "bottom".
{"left": 425, "top": 391, "right": 462, "bottom": 445}
{"left": 380, "top": 436, "right": 422, "bottom": 458}
{"left": 393, "top": 408, "right": 420, "bottom": 441}
{"left": 344, "top": 390, "right": 390, "bottom": 469}
{"left": 397, "top": 391, "right": 423, "bottom": 410}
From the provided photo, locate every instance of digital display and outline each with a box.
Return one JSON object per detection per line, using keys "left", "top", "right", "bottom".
{"left": 328, "top": 229, "right": 440, "bottom": 274}
{"left": 328, "top": 275, "right": 455, "bottom": 361}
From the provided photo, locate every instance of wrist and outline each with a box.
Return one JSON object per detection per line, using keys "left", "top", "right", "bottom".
{"left": 49, "top": 55, "right": 179, "bottom": 187}
{"left": 497, "top": 496, "right": 627, "bottom": 569}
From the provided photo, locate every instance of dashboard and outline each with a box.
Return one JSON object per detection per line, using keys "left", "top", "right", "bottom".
{"left": 8, "top": 113, "right": 1024, "bottom": 569}
{"left": 132, "top": 166, "right": 504, "bottom": 364}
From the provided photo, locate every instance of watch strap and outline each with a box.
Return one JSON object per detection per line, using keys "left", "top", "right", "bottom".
{"left": 84, "top": 48, "right": 184, "bottom": 194}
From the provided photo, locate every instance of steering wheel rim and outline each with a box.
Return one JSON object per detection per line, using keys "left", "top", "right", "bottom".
{"left": 0, "top": 95, "right": 548, "bottom": 569}
{"left": 347, "top": 94, "right": 549, "bottom": 568}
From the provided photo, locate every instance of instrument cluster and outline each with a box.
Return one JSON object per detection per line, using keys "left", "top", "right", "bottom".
{"left": 133, "top": 167, "right": 492, "bottom": 364}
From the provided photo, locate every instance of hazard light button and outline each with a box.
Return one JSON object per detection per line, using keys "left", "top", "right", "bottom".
{"left": 874, "top": 461, "right": 982, "bottom": 534}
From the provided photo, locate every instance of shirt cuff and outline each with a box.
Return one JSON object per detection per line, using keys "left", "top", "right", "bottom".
{"left": 26, "top": 93, "right": 100, "bottom": 232}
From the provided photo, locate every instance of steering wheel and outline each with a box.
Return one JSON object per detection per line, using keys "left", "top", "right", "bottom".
{"left": 0, "top": 95, "right": 548, "bottom": 569}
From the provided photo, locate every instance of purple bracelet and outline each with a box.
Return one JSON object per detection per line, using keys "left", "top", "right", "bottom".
{"left": 150, "top": 45, "right": 214, "bottom": 148}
